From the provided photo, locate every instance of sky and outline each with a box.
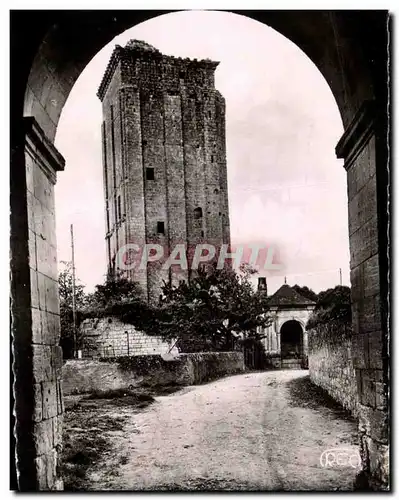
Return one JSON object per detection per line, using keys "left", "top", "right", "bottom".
{"left": 54, "top": 10, "right": 350, "bottom": 295}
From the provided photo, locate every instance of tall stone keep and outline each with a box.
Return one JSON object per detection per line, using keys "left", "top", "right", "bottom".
{"left": 97, "top": 40, "right": 230, "bottom": 303}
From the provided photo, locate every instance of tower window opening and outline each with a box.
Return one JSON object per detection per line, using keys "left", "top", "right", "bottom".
{"left": 194, "top": 207, "right": 203, "bottom": 219}
{"left": 211, "top": 155, "right": 214, "bottom": 163}
{"left": 157, "top": 221, "right": 165, "bottom": 234}
{"left": 146, "top": 168, "right": 155, "bottom": 180}
{"left": 117, "top": 195, "right": 121, "bottom": 221}
{"left": 201, "top": 230, "right": 204, "bottom": 237}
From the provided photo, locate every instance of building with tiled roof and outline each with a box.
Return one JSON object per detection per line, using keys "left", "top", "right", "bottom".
{"left": 267, "top": 284, "right": 316, "bottom": 307}
{"left": 254, "top": 279, "right": 316, "bottom": 369}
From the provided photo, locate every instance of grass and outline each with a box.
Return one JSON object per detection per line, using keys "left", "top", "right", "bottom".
{"left": 84, "top": 388, "right": 155, "bottom": 408}
{"left": 62, "top": 414, "right": 111, "bottom": 491}
{"left": 62, "top": 387, "right": 157, "bottom": 490}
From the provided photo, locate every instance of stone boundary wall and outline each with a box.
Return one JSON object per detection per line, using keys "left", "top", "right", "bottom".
{"left": 308, "top": 321, "right": 358, "bottom": 416}
{"left": 80, "top": 317, "right": 178, "bottom": 358}
{"left": 62, "top": 352, "right": 245, "bottom": 395}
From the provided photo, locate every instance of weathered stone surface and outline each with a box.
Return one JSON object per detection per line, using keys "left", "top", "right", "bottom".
{"left": 33, "top": 418, "right": 54, "bottom": 456}
{"left": 52, "top": 415, "right": 63, "bottom": 449}
{"left": 367, "top": 331, "right": 384, "bottom": 369}
{"left": 32, "top": 345, "right": 53, "bottom": 383}
{"left": 80, "top": 316, "right": 178, "bottom": 358}
{"left": 358, "top": 405, "right": 388, "bottom": 444}
{"left": 62, "top": 352, "right": 245, "bottom": 395}
{"left": 308, "top": 322, "right": 358, "bottom": 415}
{"left": 33, "top": 383, "right": 43, "bottom": 423}
{"left": 31, "top": 307, "right": 42, "bottom": 344}
{"left": 41, "top": 382, "right": 58, "bottom": 420}
{"left": 99, "top": 42, "right": 230, "bottom": 303}
{"left": 56, "top": 379, "right": 64, "bottom": 415}
{"left": 34, "top": 449, "right": 57, "bottom": 490}
{"left": 360, "top": 434, "right": 389, "bottom": 490}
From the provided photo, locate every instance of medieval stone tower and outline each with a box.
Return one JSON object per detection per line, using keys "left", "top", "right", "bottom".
{"left": 97, "top": 40, "right": 230, "bottom": 303}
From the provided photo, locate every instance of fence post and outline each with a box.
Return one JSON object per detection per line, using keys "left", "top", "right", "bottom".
{"left": 126, "top": 331, "right": 130, "bottom": 357}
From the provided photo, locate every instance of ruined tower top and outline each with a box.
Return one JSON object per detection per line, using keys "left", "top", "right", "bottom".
{"left": 124, "top": 39, "right": 158, "bottom": 53}
{"left": 97, "top": 39, "right": 220, "bottom": 101}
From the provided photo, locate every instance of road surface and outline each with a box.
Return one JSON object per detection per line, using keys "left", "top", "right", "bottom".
{"left": 88, "top": 370, "right": 359, "bottom": 491}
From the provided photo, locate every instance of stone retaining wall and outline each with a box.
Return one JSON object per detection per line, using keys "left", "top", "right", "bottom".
{"left": 62, "top": 352, "right": 245, "bottom": 395}
{"left": 308, "top": 322, "right": 358, "bottom": 415}
{"left": 80, "top": 317, "right": 178, "bottom": 358}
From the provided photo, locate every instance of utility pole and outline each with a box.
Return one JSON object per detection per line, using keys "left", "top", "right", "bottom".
{"left": 339, "top": 267, "right": 342, "bottom": 286}
{"left": 70, "top": 224, "right": 77, "bottom": 358}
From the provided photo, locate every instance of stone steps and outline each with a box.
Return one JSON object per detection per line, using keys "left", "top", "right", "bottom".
{"left": 281, "top": 358, "right": 303, "bottom": 369}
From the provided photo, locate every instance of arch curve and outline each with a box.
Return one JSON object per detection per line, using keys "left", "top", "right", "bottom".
{"left": 21, "top": 10, "right": 379, "bottom": 142}
{"left": 10, "top": 9, "right": 389, "bottom": 491}
{"left": 280, "top": 319, "right": 303, "bottom": 360}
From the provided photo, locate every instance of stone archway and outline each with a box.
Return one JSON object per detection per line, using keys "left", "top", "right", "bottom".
{"left": 280, "top": 320, "right": 303, "bottom": 360}
{"left": 10, "top": 10, "right": 389, "bottom": 491}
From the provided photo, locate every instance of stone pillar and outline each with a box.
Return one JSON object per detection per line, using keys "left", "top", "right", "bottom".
{"left": 11, "top": 117, "right": 64, "bottom": 490}
{"left": 302, "top": 329, "right": 308, "bottom": 357}
{"left": 336, "top": 100, "right": 389, "bottom": 490}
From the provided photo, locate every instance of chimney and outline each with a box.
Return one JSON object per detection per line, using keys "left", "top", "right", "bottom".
{"left": 258, "top": 277, "right": 267, "bottom": 295}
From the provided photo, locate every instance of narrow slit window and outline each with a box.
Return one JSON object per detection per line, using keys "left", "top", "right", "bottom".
{"left": 211, "top": 155, "right": 214, "bottom": 163}
{"left": 194, "top": 207, "right": 203, "bottom": 219}
{"left": 146, "top": 168, "right": 155, "bottom": 180}
{"left": 157, "top": 221, "right": 165, "bottom": 234}
{"left": 117, "top": 195, "right": 121, "bottom": 221}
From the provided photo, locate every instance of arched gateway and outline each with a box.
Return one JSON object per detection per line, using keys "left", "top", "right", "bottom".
{"left": 257, "top": 283, "right": 315, "bottom": 369}
{"left": 280, "top": 319, "right": 304, "bottom": 367}
{"left": 10, "top": 10, "right": 389, "bottom": 490}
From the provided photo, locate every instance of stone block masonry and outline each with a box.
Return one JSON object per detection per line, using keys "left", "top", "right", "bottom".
{"left": 62, "top": 352, "right": 245, "bottom": 395}
{"left": 80, "top": 317, "right": 178, "bottom": 358}
{"left": 336, "top": 101, "right": 389, "bottom": 490}
{"left": 98, "top": 40, "right": 230, "bottom": 303}
{"left": 12, "top": 117, "right": 65, "bottom": 490}
{"left": 308, "top": 321, "right": 358, "bottom": 416}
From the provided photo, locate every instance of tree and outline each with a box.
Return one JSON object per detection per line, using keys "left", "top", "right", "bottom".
{"left": 58, "top": 261, "right": 87, "bottom": 358}
{"left": 306, "top": 285, "right": 351, "bottom": 330}
{"left": 85, "top": 272, "right": 144, "bottom": 314}
{"left": 78, "top": 266, "right": 272, "bottom": 355}
{"left": 130, "top": 264, "right": 272, "bottom": 352}
{"left": 292, "top": 284, "right": 318, "bottom": 303}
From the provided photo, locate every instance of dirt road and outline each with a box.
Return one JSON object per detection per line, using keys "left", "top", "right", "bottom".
{"left": 86, "top": 371, "right": 359, "bottom": 491}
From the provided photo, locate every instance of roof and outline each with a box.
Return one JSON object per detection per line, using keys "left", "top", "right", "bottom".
{"left": 267, "top": 284, "right": 316, "bottom": 307}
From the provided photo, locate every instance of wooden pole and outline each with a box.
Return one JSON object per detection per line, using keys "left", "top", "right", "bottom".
{"left": 70, "top": 224, "right": 77, "bottom": 358}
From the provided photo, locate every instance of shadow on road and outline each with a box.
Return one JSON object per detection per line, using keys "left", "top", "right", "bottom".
{"left": 286, "top": 375, "right": 356, "bottom": 423}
